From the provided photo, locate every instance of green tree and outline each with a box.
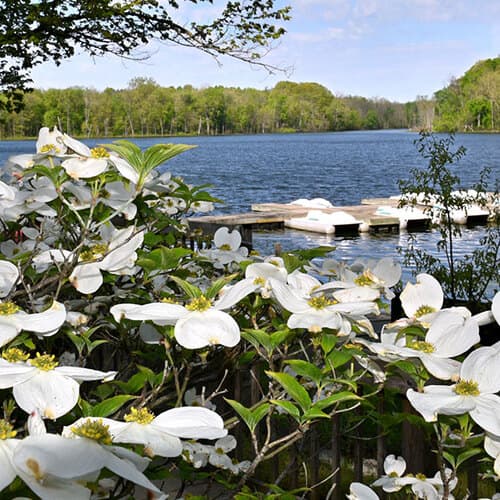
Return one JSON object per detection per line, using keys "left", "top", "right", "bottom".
{"left": 0, "top": 0, "right": 290, "bottom": 111}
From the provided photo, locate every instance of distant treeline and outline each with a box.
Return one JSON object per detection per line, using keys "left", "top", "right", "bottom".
{"left": 0, "top": 79, "right": 432, "bottom": 139}
{"left": 433, "top": 57, "right": 500, "bottom": 132}
{"left": 0, "top": 56, "right": 498, "bottom": 139}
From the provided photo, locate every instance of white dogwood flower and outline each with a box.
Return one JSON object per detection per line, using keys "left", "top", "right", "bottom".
{"left": 111, "top": 288, "right": 246, "bottom": 349}
{"left": 70, "top": 225, "right": 144, "bottom": 294}
{"left": 399, "top": 273, "right": 444, "bottom": 325}
{"left": 269, "top": 277, "right": 378, "bottom": 335}
{"left": 407, "top": 342, "right": 500, "bottom": 435}
{"left": 199, "top": 227, "right": 248, "bottom": 267}
{"left": 15, "top": 427, "right": 162, "bottom": 498}
{"left": 0, "top": 350, "right": 116, "bottom": 419}
{"left": 61, "top": 134, "right": 110, "bottom": 179}
{"left": 318, "top": 257, "right": 402, "bottom": 300}
{"left": 0, "top": 300, "right": 66, "bottom": 347}
{"left": 362, "top": 308, "right": 479, "bottom": 380}
{"left": 70, "top": 406, "right": 227, "bottom": 458}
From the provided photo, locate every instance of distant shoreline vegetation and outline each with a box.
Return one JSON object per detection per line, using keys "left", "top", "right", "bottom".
{"left": 0, "top": 57, "right": 498, "bottom": 140}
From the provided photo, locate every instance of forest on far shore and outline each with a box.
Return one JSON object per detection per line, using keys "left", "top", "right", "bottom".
{"left": 0, "top": 57, "right": 498, "bottom": 139}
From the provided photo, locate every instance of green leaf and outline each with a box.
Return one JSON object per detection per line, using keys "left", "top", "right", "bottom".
{"left": 266, "top": 371, "right": 311, "bottom": 411}
{"left": 301, "top": 407, "right": 331, "bottom": 421}
{"left": 321, "top": 333, "right": 337, "bottom": 355}
{"left": 78, "top": 398, "right": 94, "bottom": 417}
{"left": 313, "top": 391, "right": 361, "bottom": 410}
{"left": 90, "top": 395, "right": 136, "bottom": 417}
{"left": 137, "top": 247, "right": 191, "bottom": 272}
{"left": 455, "top": 448, "right": 482, "bottom": 469}
{"left": 169, "top": 275, "right": 201, "bottom": 299}
{"left": 205, "top": 273, "right": 238, "bottom": 299}
{"left": 327, "top": 348, "right": 355, "bottom": 369}
{"left": 241, "top": 329, "right": 273, "bottom": 354}
{"left": 270, "top": 400, "right": 301, "bottom": 421}
{"left": 225, "top": 398, "right": 253, "bottom": 429}
{"left": 285, "top": 359, "right": 323, "bottom": 386}
{"left": 443, "top": 451, "right": 456, "bottom": 468}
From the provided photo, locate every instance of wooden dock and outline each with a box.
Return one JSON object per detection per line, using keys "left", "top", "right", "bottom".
{"left": 188, "top": 198, "right": 431, "bottom": 249}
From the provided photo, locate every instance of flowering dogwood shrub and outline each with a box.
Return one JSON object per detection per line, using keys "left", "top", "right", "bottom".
{"left": 0, "top": 127, "right": 498, "bottom": 499}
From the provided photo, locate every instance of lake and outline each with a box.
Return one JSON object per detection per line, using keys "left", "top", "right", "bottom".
{"left": 1, "top": 130, "right": 499, "bottom": 289}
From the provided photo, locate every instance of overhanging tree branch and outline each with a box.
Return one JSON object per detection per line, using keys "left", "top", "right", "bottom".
{"left": 0, "top": 0, "right": 291, "bottom": 111}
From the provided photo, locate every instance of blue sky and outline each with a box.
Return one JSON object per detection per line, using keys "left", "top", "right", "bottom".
{"left": 30, "top": 0, "right": 499, "bottom": 102}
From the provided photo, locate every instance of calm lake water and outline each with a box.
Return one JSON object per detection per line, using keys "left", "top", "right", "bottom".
{"left": 1, "top": 130, "right": 499, "bottom": 289}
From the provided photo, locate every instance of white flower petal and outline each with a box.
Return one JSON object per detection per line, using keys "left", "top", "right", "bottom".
{"left": 406, "top": 386, "right": 475, "bottom": 422}
{"left": 460, "top": 345, "right": 500, "bottom": 394}
{"left": 109, "top": 422, "right": 182, "bottom": 457}
{"left": 102, "top": 446, "right": 160, "bottom": 494}
{"left": 16, "top": 301, "right": 66, "bottom": 334}
{"left": 245, "top": 262, "right": 287, "bottom": 282}
{"left": 484, "top": 432, "right": 500, "bottom": 460}
{"left": 62, "top": 134, "right": 91, "bottom": 157}
{"left": 333, "top": 287, "right": 379, "bottom": 303}
{"left": 427, "top": 310, "right": 479, "bottom": 358}
{"left": 420, "top": 354, "right": 462, "bottom": 381}
{"left": 69, "top": 262, "right": 103, "bottom": 294}
{"left": 269, "top": 278, "right": 309, "bottom": 313}
{"left": 469, "top": 394, "right": 500, "bottom": 435}
{"left": 383, "top": 454, "right": 406, "bottom": 476}
{"left": 111, "top": 302, "right": 187, "bottom": 325}
{"left": 492, "top": 292, "right": 500, "bottom": 325}
{"left": 110, "top": 155, "right": 140, "bottom": 184}
{"left": 0, "top": 319, "right": 21, "bottom": 347}
{"left": 154, "top": 406, "right": 227, "bottom": 440}
{"left": 175, "top": 310, "right": 240, "bottom": 349}
{"left": 288, "top": 310, "right": 342, "bottom": 331}
{"left": 13, "top": 371, "right": 80, "bottom": 419}
{"left": 0, "top": 361, "right": 34, "bottom": 388}
{"left": 0, "top": 440, "right": 18, "bottom": 491}
{"left": 400, "top": 273, "right": 443, "bottom": 318}
{"left": 214, "top": 279, "right": 258, "bottom": 310}
{"left": 347, "top": 482, "right": 379, "bottom": 500}
{"left": 214, "top": 227, "right": 241, "bottom": 251}
{"left": 373, "top": 258, "right": 401, "bottom": 288}
{"left": 55, "top": 366, "right": 116, "bottom": 382}
{"left": 15, "top": 434, "right": 98, "bottom": 477}
{"left": 0, "top": 260, "right": 19, "bottom": 297}
{"left": 62, "top": 157, "right": 108, "bottom": 179}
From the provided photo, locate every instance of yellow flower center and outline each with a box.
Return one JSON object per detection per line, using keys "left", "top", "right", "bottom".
{"left": 454, "top": 379, "right": 480, "bottom": 396}
{"left": 253, "top": 277, "right": 266, "bottom": 286}
{"left": 160, "top": 296, "right": 179, "bottom": 304}
{"left": 0, "top": 419, "right": 17, "bottom": 440}
{"left": 308, "top": 295, "right": 336, "bottom": 310}
{"left": 124, "top": 407, "right": 155, "bottom": 425}
{"left": 414, "top": 305, "right": 436, "bottom": 318}
{"left": 388, "top": 471, "right": 400, "bottom": 478}
{"left": 39, "top": 143, "right": 60, "bottom": 154}
{"left": 80, "top": 243, "right": 109, "bottom": 262}
{"left": 354, "top": 271, "right": 375, "bottom": 287}
{"left": 71, "top": 419, "right": 112, "bottom": 445}
{"left": 90, "top": 147, "right": 110, "bottom": 159}
{"left": 218, "top": 244, "right": 232, "bottom": 251}
{"left": 407, "top": 340, "right": 435, "bottom": 353}
{"left": 2, "top": 348, "right": 30, "bottom": 363}
{"left": 29, "top": 353, "right": 58, "bottom": 371}
{"left": 186, "top": 295, "right": 212, "bottom": 312}
{"left": 415, "top": 473, "right": 427, "bottom": 480}
{"left": 0, "top": 302, "right": 20, "bottom": 315}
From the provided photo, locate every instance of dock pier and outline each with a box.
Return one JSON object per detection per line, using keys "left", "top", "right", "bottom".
{"left": 188, "top": 197, "right": 433, "bottom": 249}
